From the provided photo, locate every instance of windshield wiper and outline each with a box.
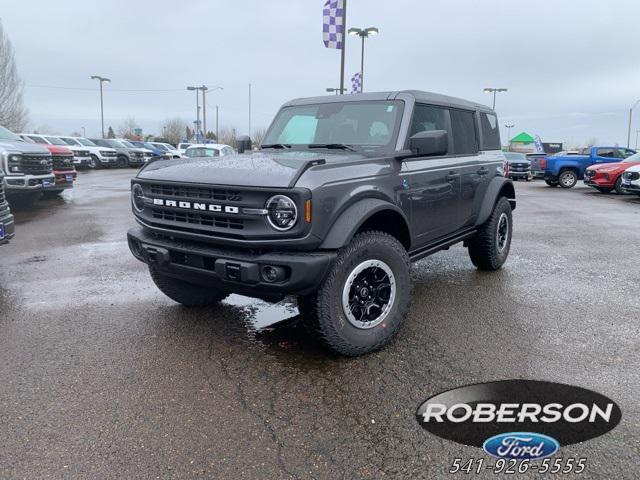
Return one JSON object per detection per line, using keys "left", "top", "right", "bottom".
{"left": 308, "top": 143, "right": 357, "bottom": 152}
{"left": 261, "top": 143, "right": 292, "bottom": 149}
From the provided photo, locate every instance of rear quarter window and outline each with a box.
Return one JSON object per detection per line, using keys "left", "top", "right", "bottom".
{"left": 479, "top": 112, "right": 501, "bottom": 150}
{"left": 450, "top": 109, "right": 478, "bottom": 155}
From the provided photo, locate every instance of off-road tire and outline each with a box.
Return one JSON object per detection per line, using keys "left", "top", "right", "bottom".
{"left": 117, "top": 155, "right": 129, "bottom": 168}
{"left": 468, "top": 196, "right": 513, "bottom": 271}
{"left": 559, "top": 169, "right": 578, "bottom": 188}
{"left": 545, "top": 179, "right": 558, "bottom": 187}
{"left": 149, "top": 266, "right": 228, "bottom": 307}
{"left": 614, "top": 176, "right": 625, "bottom": 195}
{"left": 299, "top": 231, "right": 412, "bottom": 356}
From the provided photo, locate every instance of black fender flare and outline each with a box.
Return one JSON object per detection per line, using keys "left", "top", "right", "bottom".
{"left": 475, "top": 177, "right": 516, "bottom": 226}
{"left": 319, "top": 198, "right": 410, "bottom": 249}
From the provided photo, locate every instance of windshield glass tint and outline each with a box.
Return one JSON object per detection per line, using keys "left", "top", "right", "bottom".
{"left": 0, "top": 126, "right": 21, "bottom": 141}
{"left": 623, "top": 152, "right": 640, "bottom": 162}
{"left": 78, "top": 138, "right": 96, "bottom": 146}
{"left": 186, "top": 148, "right": 219, "bottom": 157}
{"left": 263, "top": 101, "right": 403, "bottom": 150}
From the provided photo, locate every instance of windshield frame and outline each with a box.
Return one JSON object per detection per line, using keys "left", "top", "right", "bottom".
{"left": 262, "top": 100, "right": 405, "bottom": 155}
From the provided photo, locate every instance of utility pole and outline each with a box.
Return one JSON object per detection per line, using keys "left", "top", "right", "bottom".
{"left": 201, "top": 86, "right": 208, "bottom": 140}
{"left": 90, "top": 75, "right": 110, "bottom": 138}
{"left": 627, "top": 100, "right": 640, "bottom": 148}
{"left": 339, "top": 0, "right": 347, "bottom": 94}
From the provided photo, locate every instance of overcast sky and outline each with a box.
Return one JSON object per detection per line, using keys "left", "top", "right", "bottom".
{"left": 2, "top": 0, "right": 640, "bottom": 146}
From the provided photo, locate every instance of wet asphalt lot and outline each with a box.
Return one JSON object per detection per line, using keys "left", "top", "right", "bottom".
{"left": 0, "top": 169, "right": 639, "bottom": 480}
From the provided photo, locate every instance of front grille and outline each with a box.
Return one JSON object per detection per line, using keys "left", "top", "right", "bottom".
{"left": 0, "top": 181, "right": 7, "bottom": 214}
{"left": 21, "top": 155, "right": 52, "bottom": 175}
{"left": 100, "top": 150, "right": 116, "bottom": 157}
{"left": 150, "top": 184, "right": 242, "bottom": 202}
{"left": 623, "top": 171, "right": 640, "bottom": 181}
{"left": 151, "top": 208, "right": 244, "bottom": 230}
{"left": 75, "top": 150, "right": 90, "bottom": 157}
{"left": 52, "top": 155, "right": 75, "bottom": 171}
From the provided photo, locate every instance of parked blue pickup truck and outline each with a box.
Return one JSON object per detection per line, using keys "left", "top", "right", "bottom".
{"left": 544, "top": 146, "right": 636, "bottom": 188}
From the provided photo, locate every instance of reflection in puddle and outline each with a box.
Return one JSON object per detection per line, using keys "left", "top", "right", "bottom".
{"left": 224, "top": 294, "right": 299, "bottom": 329}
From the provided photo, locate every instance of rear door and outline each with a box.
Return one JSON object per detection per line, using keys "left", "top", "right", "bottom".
{"left": 400, "top": 104, "right": 461, "bottom": 246}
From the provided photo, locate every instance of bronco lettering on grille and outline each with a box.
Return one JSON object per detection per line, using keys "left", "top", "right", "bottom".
{"left": 152, "top": 198, "right": 239, "bottom": 214}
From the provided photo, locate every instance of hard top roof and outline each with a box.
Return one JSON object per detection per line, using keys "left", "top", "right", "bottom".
{"left": 283, "top": 90, "right": 494, "bottom": 113}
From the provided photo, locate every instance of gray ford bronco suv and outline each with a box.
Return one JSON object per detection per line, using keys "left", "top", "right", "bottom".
{"left": 128, "top": 91, "right": 515, "bottom": 356}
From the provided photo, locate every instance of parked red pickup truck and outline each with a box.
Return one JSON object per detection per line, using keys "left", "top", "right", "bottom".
{"left": 584, "top": 152, "right": 640, "bottom": 194}
{"left": 42, "top": 144, "right": 76, "bottom": 195}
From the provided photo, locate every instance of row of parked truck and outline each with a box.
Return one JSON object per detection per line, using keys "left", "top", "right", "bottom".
{"left": 504, "top": 146, "right": 640, "bottom": 196}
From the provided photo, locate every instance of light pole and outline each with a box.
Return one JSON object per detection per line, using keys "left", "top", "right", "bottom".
{"left": 248, "top": 83, "right": 252, "bottom": 137}
{"left": 483, "top": 87, "right": 508, "bottom": 110}
{"left": 348, "top": 27, "right": 379, "bottom": 93}
{"left": 90, "top": 75, "right": 110, "bottom": 138}
{"left": 216, "top": 105, "right": 219, "bottom": 144}
{"left": 200, "top": 86, "right": 222, "bottom": 141}
{"left": 627, "top": 99, "right": 640, "bottom": 148}
{"left": 505, "top": 123, "right": 515, "bottom": 148}
{"left": 186, "top": 86, "right": 200, "bottom": 141}
{"left": 635, "top": 129, "right": 640, "bottom": 150}
{"left": 326, "top": 87, "right": 347, "bottom": 95}
{"left": 81, "top": 126, "right": 86, "bottom": 137}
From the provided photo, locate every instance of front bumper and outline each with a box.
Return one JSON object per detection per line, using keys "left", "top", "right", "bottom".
{"left": 4, "top": 174, "right": 56, "bottom": 194}
{"left": 127, "top": 226, "right": 337, "bottom": 297}
{"left": 509, "top": 171, "right": 531, "bottom": 179}
{"left": 73, "top": 156, "right": 93, "bottom": 167}
{"left": 584, "top": 178, "right": 613, "bottom": 188}
{"left": 0, "top": 210, "right": 15, "bottom": 244}
{"left": 98, "top": 156, "right": 118, "bottom": 165}
{"left": 621, "top": 182, "right": 640, "bottom": 194}
{"left": 53, "top": 171, "right": 76, "bottom": 189}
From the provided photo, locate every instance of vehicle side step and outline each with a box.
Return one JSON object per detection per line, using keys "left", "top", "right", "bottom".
{"left": 409, "top": 228, "right": 477, "bottom": 262}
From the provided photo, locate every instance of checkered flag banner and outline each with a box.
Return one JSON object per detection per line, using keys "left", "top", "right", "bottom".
{"left": 323, "top": 0, "right": 345, "bottom": 49}
{"left": 351, "top": 72, "right": 362, "bottom": 93}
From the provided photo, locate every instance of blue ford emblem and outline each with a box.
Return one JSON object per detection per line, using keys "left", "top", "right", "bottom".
{"left": 483, "top": 432, "right": 559, "bottom": 460}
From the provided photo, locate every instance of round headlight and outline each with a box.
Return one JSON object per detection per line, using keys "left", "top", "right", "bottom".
{"left": 266, "top": 195, "right": 297, "bottom": 231}
{"left": 8, "top": 154, "right": 21, "bottom": 162}
{"left": 132, "top": 183, "right": 145, "bottom": 212}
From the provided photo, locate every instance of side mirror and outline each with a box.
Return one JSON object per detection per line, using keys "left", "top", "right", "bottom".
{"left": 409, "top": 130, "right": 448, "bottom": 157}
{"left": 236, "top": 135, "right": 252, "bottom": 154}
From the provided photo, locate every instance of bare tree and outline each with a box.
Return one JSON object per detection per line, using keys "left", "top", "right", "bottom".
{"left": 161, "top": 117, "right": 189, "bottom": 145}
{"left": 585, "top": 137, "right": 598, "bottom": 147}
{"left": 117, "top": 117, "right": 140, "bottom": 139}
{"left": 0, "top": 20, "right": 28, "bottom": 131}
{"left": 252, "top": 127, "right": 267, "bottom": 148}
{"left": 218, "top": 126, "right": 238, "bottom": 148}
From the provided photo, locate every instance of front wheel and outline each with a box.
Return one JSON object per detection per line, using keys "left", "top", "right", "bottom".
{"left": 545, "top": 179, "right": 559, "bottom": 187}
{"left": 468, "top": 196, "right": 513, "bottom": 271}
{"left": 149, "top": 266, "right": 228, "bottom": 307}
{"left": 614, "top": 176, "right": 626, "bottom": 195}
{"left": 300, "top": 231, "right": 412, "bottom": 356}
{"left": 559, "top": 170, "right": 578, "bottom": 188}
{"left": 116, "top": 155, "right": 129, "bottom": 168}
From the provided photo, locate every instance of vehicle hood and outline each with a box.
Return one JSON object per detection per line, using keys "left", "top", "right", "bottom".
{"left": 589, "top": 161, "right": 640, "bottom": 172}
{"left": 0, "top": 139, "right": 51, "bottom": 155}
{"left": 136, "top": 150, "right": 363, "bottom": 188}
{"left": 44, "top": 145, "right": 73, "bottom": 155}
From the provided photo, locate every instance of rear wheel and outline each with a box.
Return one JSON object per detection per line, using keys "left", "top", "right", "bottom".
{"left": 299, "top": 231, "right": 412, "bottom": 356}
{"left": 149, "top": 266, "right": 228, "bottom": 307}
{"left": 559, "top": 169, "right": 578, "bottom": 188}
{"left": 468, "top": 196, "right": 513, "bottom": 271}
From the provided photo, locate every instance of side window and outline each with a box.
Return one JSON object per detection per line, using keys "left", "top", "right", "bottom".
{"left": 409, "top": 104, "right": 448, "bottom": 138}
{"left": 29, "top": 135, "right": 47, "bottom": 144}
{"left": 617, "top": 148, "right": 635, "bottom": 159}
{"left": 450, "top": 109, "right": 478, "bottom": 155}
{"left": 479, "top": 112, "right": 501, "bottom": 150}
{"left": 596, "top": 148, "right": 614, "bottom": 158}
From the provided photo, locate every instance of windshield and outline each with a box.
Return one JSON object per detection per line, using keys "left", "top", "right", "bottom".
{"left": 60, "top": 137, "right": 81, "bottom": 146}
{"left": 78, "top": 138, "right": 97, "bottom": 146}
{"left": 120, "top": 140, "right": 135, "bottom": 148}
{"left": 186, "top": 147, "right": 219, "bottom": 158}
{"left": 152, "top": 143, "right": 168, "bottom": 151}
{"left": 0, "top": 125, "right": 22, "bottom": 141}
{"left": 178, "top": 143, "right": 191, "bottom": 149}
{"left": 128, "top": 141, "right": 144, "bottom": 147}
{"left": 623, "top": 152, "right": 640, "bottom": 163}
{"left": 263, "top": 100, "right": 404, "bottom": 152}
{"left": 45, "top": 136, "right": 67, "bottom": 146}
{"left": 504, "top": 153, "right": 526, "bottom": 161}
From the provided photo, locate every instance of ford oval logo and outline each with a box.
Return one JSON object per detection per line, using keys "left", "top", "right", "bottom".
{"left": 483, "top": 432, "right": 559, "bottom": 460}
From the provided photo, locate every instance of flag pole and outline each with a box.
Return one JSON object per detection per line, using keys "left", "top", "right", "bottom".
{"left": 339, "top": 0, "right": 347, "bottom": 94}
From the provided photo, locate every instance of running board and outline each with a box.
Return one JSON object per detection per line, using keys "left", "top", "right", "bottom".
{"left": 409, "top": 228, "right": 477, "bottom": 262}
